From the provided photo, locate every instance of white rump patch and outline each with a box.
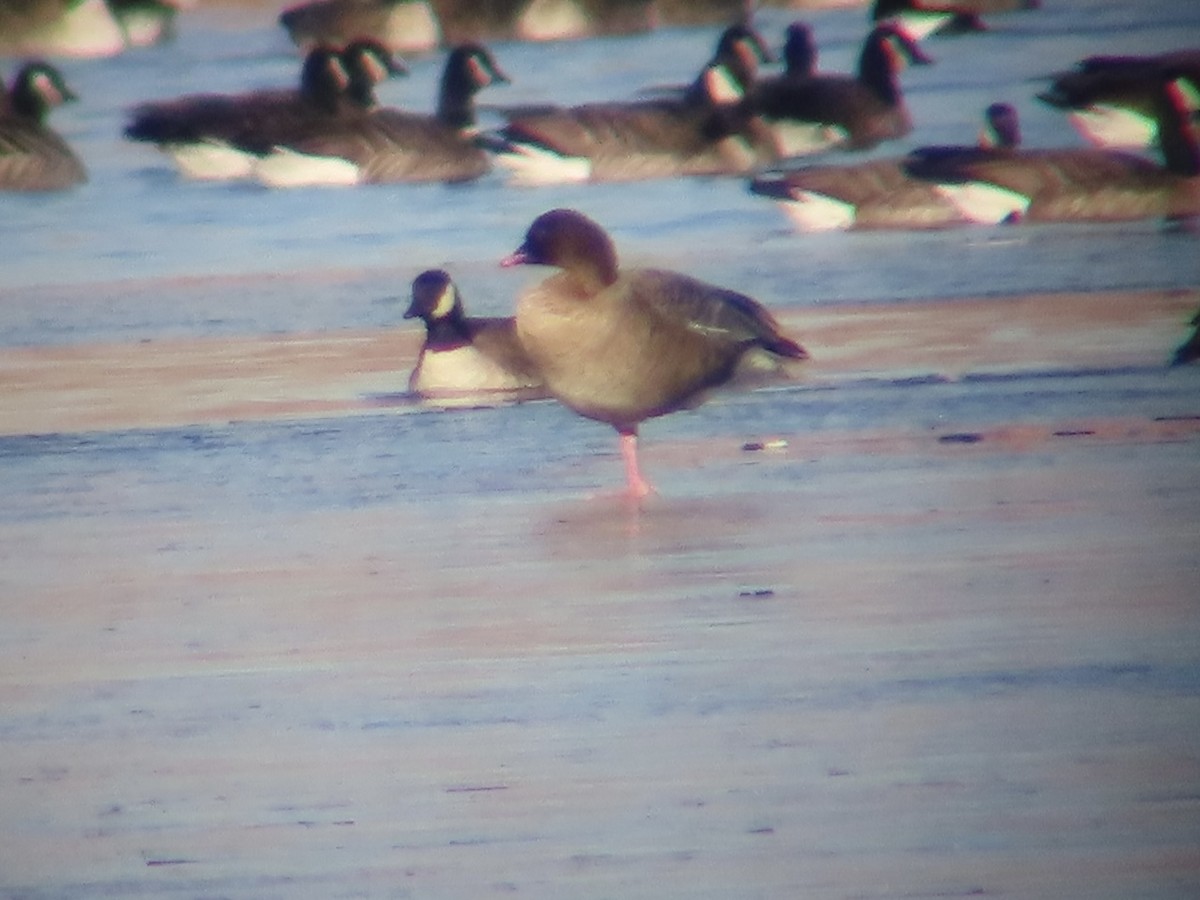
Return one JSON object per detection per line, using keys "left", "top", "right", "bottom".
{"left": 254, "top": 147, "right": 361, "bottom": 188}
{"left": 769, "top": 121, "right": 849, "bottom": 158}
{"left": 936, "top": 182, "right": 1030, "bottom": 224}
{"left": 883, "top": 11, "right": 954, "bottom": 42}
{"left": 1068, "top": 106, "right": 1156, "bottom": 149}
{"left": 167, "top": 139, "right": 256, "bottom": 181}
{"left": 493, "top": 143, "right": 591, "bottom": 186}
{"left": 776, "top": 190, "right": 856, "bottom": 232}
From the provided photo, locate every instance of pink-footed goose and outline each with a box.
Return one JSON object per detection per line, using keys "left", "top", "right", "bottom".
{"left": 500, "top": 209, "right": 808, "bottom": 499}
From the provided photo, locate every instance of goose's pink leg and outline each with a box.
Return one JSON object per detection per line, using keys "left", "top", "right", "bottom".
{"left": 619, "top": 429, "right": 654, "bottom": 499}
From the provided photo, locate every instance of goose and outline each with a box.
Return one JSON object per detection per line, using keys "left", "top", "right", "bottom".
{"left": 1171, "top": 310, "right": 1200, "bottom": 367}
{"left": 1037, "top": 50, "right": 1200, "bottom": 149}
{"left": 871, "top": 0, "right": 1041, "bottom": 41}
{"left": 749, "top": 101, "right": 1020, "bottom": 231}
{"left": 253, "top": 42, "right": 508, "bottom": 187}
{"left": 500, "top": 208, "right": 807, "bottom": 499}
{"left": 751, "top": 23, "right": 932, "bottom": 158}
{"left": 635, "top": 20, "right": 775, "bottom": 100}
{"left": 905, "top": 78, "right": 1200, "bottom": 225}
{"left": 403, "top": 269, "right": 547, "bottom": 402}
{"left": 485, "top": 25, "right": 776, "bottom": 185}
{"left": 124, "top": 44, "right": 403, "bottom": 181}
{"left": 0, "top": 61, "right": 87, "bottom": 191}
{"left": 0, "top": 0, "right": 123, "bottom": 58}
{"left": 279, "top": 0, "right": 440, "bottom": 54}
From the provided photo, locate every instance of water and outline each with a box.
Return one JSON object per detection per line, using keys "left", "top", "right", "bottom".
{"left": 2, "top": 0, "right": 1199, "bottom": 322}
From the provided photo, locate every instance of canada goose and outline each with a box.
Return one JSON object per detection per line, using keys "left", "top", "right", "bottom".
{"left": 403, "top": 269, "right": 547, "bottom": 402}
{"left": 486, "top": 24, "right": 775, "bottom": 185}
{"left": 749, "top": 101, "right": 1020, "bottom": 231}
{"left": 751, "top": 23, "right": 932, "bottom": 158}
{"left": 124, "top": 44, "right": 405, "bottom": 180}
{"left": 501, "top": 208, "right": 807, "bottom": 498}
{"left": 253, "top": 42, "right": 508, "bottom": 187}
{"left": 1037, "top": 49, "right": 1200, "bottom": 149}
{"left": 0, "top": 61, "right": 87, "bottom": 191}
{"left": 905, "top": 78, "right": 1200, "bottom": 225}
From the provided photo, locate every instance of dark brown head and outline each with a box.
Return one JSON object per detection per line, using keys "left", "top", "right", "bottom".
{"left": 501, "top": 209, "right": 620, "bottom": 290}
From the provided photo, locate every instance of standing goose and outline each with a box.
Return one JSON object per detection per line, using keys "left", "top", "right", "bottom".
{"left": 501, "top": 209, "right": 808, "bottom": 499}
{"left": 486, "top": 23, "right": 776, "bottom": 185}
{"left": 751, "top": 23, "right": 932, "bottom": 158}
{"left": 403, "top": 269, "right": 547, "bottom": 402}
{"left": 254, "top": 43, "right": 509, "bottom": 187}
{"left": 905, "top": 78, "right": 1200, "bottom": 225}
{"left": 124, "top": 42, "right": 404, "bottom": 181}
{"left": 871, "top": 0, "right": 1041, "bottom": 41}
{"left": 0, "top": 61, "right": 87, "bottom": 191}
{"left": 749, "top": 101, "right": 1020, "bottom": 231}
{"left": 1037, "top": 50, "right": 1200, "bottom": 149}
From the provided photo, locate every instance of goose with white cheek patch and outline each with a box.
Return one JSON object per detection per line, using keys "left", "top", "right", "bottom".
{"left": 0, "top": 61, "right": 87, "bottom": 191}
{"left": 124, "top": 43, "right": 404, "bottom": 181}
{"left": 749, "top": 101, "right": 1021, "bottom": 231}
{"left": 485, "top": 23, "right": 776, "bottom": 185}
{"left": 871, "top": 0, "right": 1041, "bottom": 41}
{"left": 904, "top": 78, "right": 1200, "bottom": 225}
{"left": 1037, "top": 50, "right": 1200, "bottom": 150}
{"left": 255, "top": 43, "right": 508, "bottom": 187}
{"left": 752, "top": 23, "right": 931, "bottom": 158}
{"left": 501, "top": 209, "right": 808, "bottom": 499}
{"left": 404, "top": 269, "right": 547, "bottom": 404}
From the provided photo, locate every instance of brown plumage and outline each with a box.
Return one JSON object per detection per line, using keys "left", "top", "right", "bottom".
{"left": 486, "top": 24, "right": 776, "bottom": 184}
{"left": 0, "top": 61, "right": 87, "bottom": 192}
{"left": 255, "top": 43, "right": 508, "bottom": 186}
{"left": 750, "top": 102, "right": 1021, "bottom": 231}
{"left": 905, "top": 79, "right": 1200, "bottom": 224}
{"left": 501, "top": 208, "right": 807, "bottom": 498}
{"left": 751, "top": 23, "right": 932, "bottom": 157}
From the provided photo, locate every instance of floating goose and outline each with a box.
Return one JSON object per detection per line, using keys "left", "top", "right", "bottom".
{"left": 124, "top": 43, "right": 404, "bottom": 181}
{"left": 906, "top": 78, "right": 1200, "bottom": 225}
{"left": 0, "top": 61, "right": 87, "bottom": 191}
{"left": 254, "top": 43, "right": 508, "bottom": 187}
{"left": 485, "top": 25, "right": 776, "bottom": 185}
{"left": 749, "top": 101, "right": 1020, "bottom": 231}
{"left": 1037, "top": 49, "right": 1200, "bottom": 149}
{"left": 751, "top": 23, "right": 932, "bottom": 158}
